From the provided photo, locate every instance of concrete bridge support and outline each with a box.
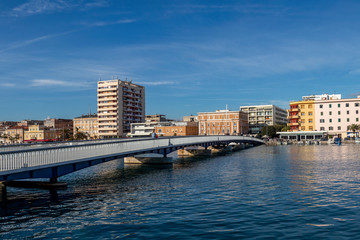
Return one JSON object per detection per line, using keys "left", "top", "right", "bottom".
{"left": 124, "top": 154, "right": 173, "bottom": 164}
{"left": 177, "top": 148, "right": 212, "bottom": 157}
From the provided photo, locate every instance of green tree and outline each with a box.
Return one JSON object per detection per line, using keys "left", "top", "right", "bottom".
{"left": 261, "top": 126, "right": 277, "bottom": 138}
{"left": 347, "top": 124, "right": 360, "bottom": 138}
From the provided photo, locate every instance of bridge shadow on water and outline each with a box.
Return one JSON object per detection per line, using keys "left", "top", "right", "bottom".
{"left": 0, "top": 158, "right": 175, "bottom": 218}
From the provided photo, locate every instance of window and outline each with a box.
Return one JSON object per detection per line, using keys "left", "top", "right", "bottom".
{"left": 357, "top": 118, "right": 359, "bottom": 122}
{"left": 329, "top": 126, "right": 333, "bottom": 130}
{"left": 309, "top": 112, "right": 313, "bottom": 116}
{"left": 338, "top": 118, "right": 341, "bottom": 122}
{"left": 309, "top": 126, "right": 313, "bottom": 131}
{"left": 301, "top": 113, "right": 305, "bottom": 116}
{"left": 346, "top": 103, "right": 349, "bottom": 107}
{"left": 320, "top": 105, "right": 323, "bottom": 108}
{"left": 347, "top": 111, "right": 350, "bottom": 114}
{"left": 301, "top": 126, "right": 305, "bottom": 130}
{"left": 356, "top": 103, "right": 359, "bottom": 107}
{"left": 338, "top": 104, "right": 340, "bottom": 107}
{"left": 321, "top": 112, "right": 323, "bottom": 116}
{"left": 301, "top": 104, "right": 305, "bottom": 109}
{"left": 308, "top": 105, "right": 312, "bottom": 108}
{"left": 320, "top": 119, "right": 325, "bottom": 123}
{"left": 357, "top": 110, "right": 359, "bottom": 114}
{"left": 338, "top": 126, "right": 341, "bottom": 130}
{"left": 347, "top": 118, "right": 350, "bottom": 122}
{"left": 338, "top": 111, "right": 341, "bottom": 115}
{"left": 329, "top": 104, "right": 332, "bottom": 108}
{"left": 309, "top": 119, "right": 313, "bottom": 123}
{"left": 320, "top": 127, "right": 325, "bottom": 131}
{"left": 329, "top": 111, "right": 332, "bottom": 115}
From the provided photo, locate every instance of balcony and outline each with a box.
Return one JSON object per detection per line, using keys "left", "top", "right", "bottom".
{"left": 288, "top": 115, "right": 299, "bottom": 119}
{"left": 289, "top": 122, "right": 299, "bottom": 126}
{"left": 289, "top": 108, "right": 299, "bottom": 112}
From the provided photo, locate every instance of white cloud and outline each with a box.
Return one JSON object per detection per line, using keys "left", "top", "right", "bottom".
{"left": 80, "top": 19, "right": 137, "bottom": 27}
{"left": 136, "top": 81, "right": 176, "bottom": 86}
{"left": 348, "top": 69, "right": 360, "bottom": 75}
{"left": 0, "top": 30, "right": 76, "bottom": 54}
{"left": 11, "top": 0, "right": 70, "bottom": 17}
{"left": 0, "top": 83, "right": 16, "bottom": 87}
{"left": 30, "top": 79, "right": 90, "bottom": 87}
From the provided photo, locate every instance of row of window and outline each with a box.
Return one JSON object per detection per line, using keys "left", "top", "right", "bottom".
{"left": 201, "top": 122, "right": 237, "bottom": 127}
{"left": 320, "top": 103, "right": 360, "bottom": 108}
{"left": 319, "top": 118, "right": 359, "bottom": 123}
{"left": 320, "top": 126, "right": 344, "bottom": 131}
{"left": 321, "top": 110, "right": 359, "bottom": 115}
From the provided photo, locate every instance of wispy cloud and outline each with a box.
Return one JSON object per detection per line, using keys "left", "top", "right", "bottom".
{"left": 136, "top": 81, "right": 176, "bottom": 86}
{"left": 30, "top": 79, "right": 91, "bottom": 87}
{"left": 0, "top": 30, "right": 76, "bottom": 54}
{"left": 0, "top": 83, "right": 16, "bottom": 87}
{"left": 80, "top": 19, "right": 137, "bottom": 27}
{"left": 11, "top": 0, "right": 70, "bottom": 17}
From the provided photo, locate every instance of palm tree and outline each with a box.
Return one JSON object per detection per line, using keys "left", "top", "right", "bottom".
{"left": 347, "top": 124, "right": 360, "bottom": 138}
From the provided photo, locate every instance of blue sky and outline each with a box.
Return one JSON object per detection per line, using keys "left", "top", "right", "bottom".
{"left": 1, "top": 0, "right": 360, "bottom": 121}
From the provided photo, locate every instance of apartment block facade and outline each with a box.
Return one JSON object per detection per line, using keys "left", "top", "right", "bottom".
{"left": 97, "top": 79, "right": 145, "bottom": 138}
{"left": 288, "top": 100, "right": 315, "bottom": 131}
{"left": 73, "top": 114, "right": 98, "bottom": 139}
{"left": 240, "top": 105, "right": 287, "bottom": 134}
{"left": 287, "top": 94, "right": 360, "bottom": 138}
{"left": 315, "top": 96, "right": 360, "bottom": 138}
{"left": 198, "top": 110, "right": 248, "bottom": 135}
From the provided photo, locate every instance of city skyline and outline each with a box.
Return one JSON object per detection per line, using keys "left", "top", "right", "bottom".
{"left": 2, "top": 0, "right": 360, "bottom": 121}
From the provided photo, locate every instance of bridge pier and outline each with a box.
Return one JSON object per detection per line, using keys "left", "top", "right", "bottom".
{"left": 177, "top": 148, "right": 212, "bottom": 157}
{"left": 124, "top": 154, "right": 173, "bottom": 164}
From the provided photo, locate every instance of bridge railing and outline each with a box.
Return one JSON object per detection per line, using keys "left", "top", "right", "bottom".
{"left": 0, "top": 136, "right": 263, "bottom": 172}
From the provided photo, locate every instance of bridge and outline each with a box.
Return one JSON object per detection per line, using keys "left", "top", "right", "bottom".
{"left": 0, "top": 136, "right": 263, "bottom": 185}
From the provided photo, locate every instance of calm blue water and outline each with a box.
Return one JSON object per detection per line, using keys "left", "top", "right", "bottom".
{"left": 1, "top": 145, "right": 360, "bottom": 239}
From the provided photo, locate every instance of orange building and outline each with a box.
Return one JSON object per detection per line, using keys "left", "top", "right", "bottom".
{"left": 155, "top": 122, "right": 198, "bottom": 137}
{"left": 198, "top": 109, "right": 248, "bottom": 135}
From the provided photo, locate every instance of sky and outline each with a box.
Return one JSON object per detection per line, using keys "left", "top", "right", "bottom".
{"left": 1, "top": 0, "right": 360, "bottom": 121}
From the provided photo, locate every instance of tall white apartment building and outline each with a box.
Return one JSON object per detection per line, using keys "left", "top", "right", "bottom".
{"left": 97, "top": 79, "right": 145, "bottom": 138}
{"left": 240, "top": 105, "right": 287, "bottom": 134}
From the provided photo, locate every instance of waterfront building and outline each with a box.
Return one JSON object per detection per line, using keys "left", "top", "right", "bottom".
{"left": 4, "top": 126, "right": 27, "bottom": 144}
{"left": 73, "top": 114, "right": 98, "bottom": 139}
{"left": 288, "top": 100, "right": 315, "bottom": 131}
{"left": 240, "top": 105, "right": 287, "bottom": 134}
{"left": 315, "top": 95, "right": 360, "bottom": 138}
{"left": 24, "top": 125, "right": 56, "bottom": 142}
{"left": 155, "top": 121, "right": 198, "bottom": 137}
{"left": 44, "top": 117, "right": 73, "bottom": 139}
{"left": 97, "top": 79, "right": 145, "bottom": 138}
{"left": 128, "top": 122, "right": 159, "bottom": 137}
{"left": 198, "top": 110, "right": 248, "bottom": 135}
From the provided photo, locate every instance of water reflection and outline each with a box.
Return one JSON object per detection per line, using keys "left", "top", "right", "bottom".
{"left": 1, "top": 145, "right": 360, "bottom": 239}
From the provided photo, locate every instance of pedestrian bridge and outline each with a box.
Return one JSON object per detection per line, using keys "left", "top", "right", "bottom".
{"left": 0, "top": 136, "right": 263, "bottom": 183}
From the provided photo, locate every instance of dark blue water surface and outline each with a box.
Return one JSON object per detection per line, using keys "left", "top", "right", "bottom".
{"left": 1, "top": 145, "right": 360, "bottom": 239}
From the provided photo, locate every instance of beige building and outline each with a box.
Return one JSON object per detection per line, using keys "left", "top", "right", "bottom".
{"left": 97, "top": 79, "right": 145, "bottom": 138}
{"left": 4, "top": 126, "right": 27, "bottom": 144}
{"left": 198, "top": 109, "right": 248, "bottom": 135}
{"left": 24, "top": 125, "right": 56, "bottom": 142}
{"left": 73, "top": 114, "right": 98, "bottom": 139}
{"left": 240, "top": 105, "right": 287, "bottom": 134}
{"left": 155, "top": 121, "right": 198, "bottom": 137}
